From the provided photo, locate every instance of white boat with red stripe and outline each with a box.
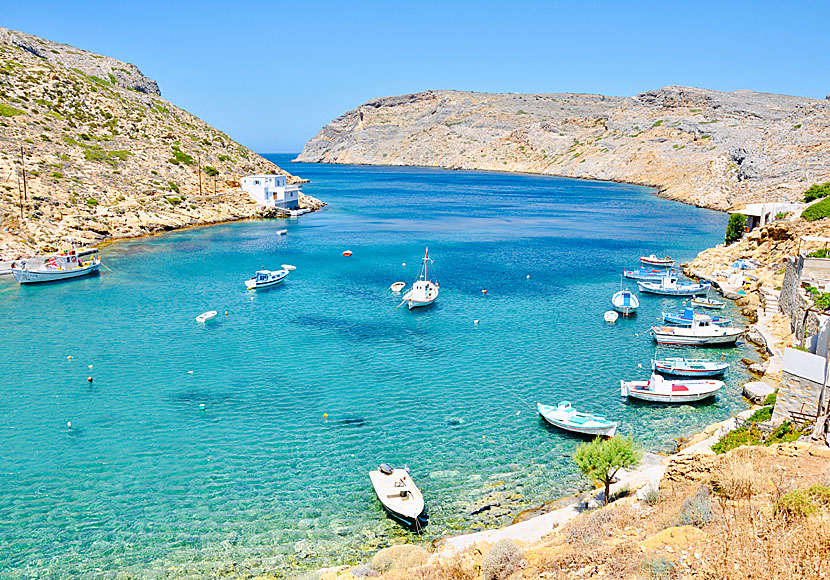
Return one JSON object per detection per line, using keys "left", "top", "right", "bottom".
{"left": 621, "top": 373, "right": 723, "bottom": 403}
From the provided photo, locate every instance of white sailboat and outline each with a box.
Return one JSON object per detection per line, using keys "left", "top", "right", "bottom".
{"left": 401, "top": 248, "right": 439, "bottom": 310}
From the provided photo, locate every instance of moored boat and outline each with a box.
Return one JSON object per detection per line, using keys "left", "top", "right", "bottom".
{"left": 369, "top": 464, "right": 428, "bottom": 531}
{"left": 640, "top": 254, "right": 674, "bottom": 267}
{"left": 611, "top": 289, "right": 639, "bottom": 316}
{"left": 245, "top": 269, "right": 288, "bottom": 290}
{"left": 651, "top": 357, "right": 729, "bottom": 377}
{"left": 651, "top": 314, "right": 744, "bottom": 346}
{"left": 621, "top": 373, "right": 723, "bottom": 403}
{"left": 390, "top": 281, "right": 406, "bottom": 292}
{"left": 604, "top": 311, "right": 619, "bottom": 323}
{"left": 195, "top": 310, "right": 218, "bottom": 323}
{"left": 638, "top": 278, "right": 710, "bottom": 296}
{"left": 662, "top": 307, "right": 731, "bottom": 326}
{"left": 537, "top": 402, "right": 617, "bottom": 437}
{"left": 691, "top": 296, "right": 726, "bottom": 310}
{"left": 623, "top": 268, "right": 677, "bottom": 281}
{"left": 401, "top": 248, "right": 439, "bottom": 310}
{"left": 11, "top": 248, "right": 101, "bottom": 284}
{"left": 281, "top": 264, "right": 297, "bottom": 271}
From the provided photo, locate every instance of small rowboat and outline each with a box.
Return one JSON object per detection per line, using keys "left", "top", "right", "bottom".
{"left": 390, "top": 281, "right": 406, "bottom": 292}
{"left": 652, "top": 357, "right": 729, "bottom": 377}
{"left": 641, "top": 254, "right": 675, "bottom": 267}
{"left": 604, "top": 311, "right": 619, "bottom": 323}
{"left": 276, "top": 229, "right": 288, "bottom": 235}
{"left": 537, "top": 402, "right": 617, "bottom": 437}
{"left": 621, "top": 373, "right": 723, "bottom": 403}
{"left": 623, "top": 268, "right": 677, "bottom": 281}
{"left": 343, "top": 250, "right": 353, "bottom": 257}
{"left": 662, "top": 307, "right": 731, "bottom": 326}
{"left": 691, "top": 296, "right": 726, "bottom": 310}
{"left": 369, "top": 464, "right": 428, "bottom": 531}
{"left": 195, "top": 310, "right": 217, "bottom": 323}
{"left": 612, "top": 289, "right": 639, "bottom": 316}
{"left": 638, "top": 278, "right": 710, "bottom": 296}
{"left": 245, "top": 269, "right": 288, "bottom": 290}
{"left": 281, "top": 264, "right": 297, "bottom": 271}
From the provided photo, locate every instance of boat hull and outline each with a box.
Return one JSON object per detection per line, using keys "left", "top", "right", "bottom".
{"left": 538, "top": 414, "right": 616, "bottom": 437}
{"left": 652, "top": 363, "right": 728, "bottom": 377}
{"left": 638, "top": 282, "right": 710, "bottom": 296}
{"left": 12, "top": 262, "right": 100, "bottom": 284}
{"left": 621, "top": 379, "right": 722, "bottom": 403}
{"left": 651, "top": 331, "right": 741, "bottom": 346}
{"left": 691, "top": 299, "right": 726, "bottom": 310}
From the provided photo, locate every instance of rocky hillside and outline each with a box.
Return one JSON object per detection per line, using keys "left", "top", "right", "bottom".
{"left": 297, "top": 88, "right": 830, "bottom": 210}
{"left": 0, "top": 28, "right": 320, "bottom": 259}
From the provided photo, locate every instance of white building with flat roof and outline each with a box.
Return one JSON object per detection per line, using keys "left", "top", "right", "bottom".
{"left": 241, "top": 174, "right": 301, "bottom": 210}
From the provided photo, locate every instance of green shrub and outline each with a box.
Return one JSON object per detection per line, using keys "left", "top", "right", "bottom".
{"left": 0, "top": 103, "right": 24, "bottom": 117}
{"left": 481, "top": 539, "right": 524, "bottom": 580}
{"left": 725, "top": 213, "right": 747, "bottom": 244}
{"left": 808, "top": 249, "right": 830, "bottom": 258}
{"left": 574, "top": 435, "right": 642, "bottom": 505}
{"left": 803, "top": 182, "right": 830, "bottom": 202}
{"left": 167, "top": 181, "right": 180, "bottom": 193}
{"left": 803, "top": 197, "right": 830, "bottom": 221}
{"left": 204, "top": 165, "right": 219, "bottom": 177}
{"left": 86, "top": 198, "right": 98, "bottom": 206}
{"left": 83, "top": 147, "right": 107, "bottom": 162}
{"left": 640, "top": 556, "right": 676, "bottom": 580}
{"left": 679, "top": 486, "right": 712, "bottom": 527}
{"left": 50, "top": 171, "right": 63, "bottom": 179}
{"left": 167, "top": 146, "right": 194, "bottom": 166}
{"left": 807, "top": 484, "right": 830, "bottom": 504}
{"left": 775, "top": 489, "right": 818, "bottom": 521}
{"left": 762, "top": 390, "right": 777, "bottom": 406}
{"left": 370, "top": 545, "right": 429, "bottom": 572}
{"left": 218, "top": 154, "right": 232, "bottom": 162}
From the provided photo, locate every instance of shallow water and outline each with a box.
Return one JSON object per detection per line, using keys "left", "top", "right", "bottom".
{"left": 0, "top": 156, "right": 754, "bottom": 578}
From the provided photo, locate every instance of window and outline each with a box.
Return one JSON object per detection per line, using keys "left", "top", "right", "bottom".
{"left": 254, "top": 180, "right": 260, "bottom": 185}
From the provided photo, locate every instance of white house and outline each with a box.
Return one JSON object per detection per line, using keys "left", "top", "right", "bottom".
{"left": 240, "top": 174, "right": 301, "bottom": 210}
{"left": 728, "top": 202, "right": 803, "bottom": 231}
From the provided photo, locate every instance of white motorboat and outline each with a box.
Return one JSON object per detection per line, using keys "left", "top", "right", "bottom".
{"left": 611, "top": 289, "right": 639, "bottom": 316}
{"left": 245, "top": 269, "right": 288, "bottom": 290}
{"left": 281, "top": 264, "right": 297, "bottom": 271}
{"left": 11, "top": 248, "right": 100, "bottom": 284}
{"left": 651, "top": 313, "right": 744, "bottom": 346}
{"left": 621, "top": 373, "right": 723, "bottom": 403}
{"left": 390, "top": 281, "right": 406, "bottom": 292}
{"left": 401, "top": 248, "right": 439, "bottom": 310}
{"left": 195, "top": 310, "right": 218, "bottom": 323}
{"left": 691, "top": 296, "right": 726, "bottom": 310}
{"left": 276, "top": 229, "right": 288, "bottom": 235}
{"left": 537, "top": 402, "right": 617, "bottom": 437}
{"left": 640, "top": 254, "right": 674, "bottom": 267}
{"left": 638, "top": 277, "right": 711, "bottom": 296}
{"left": 369, "top": 464, "right": 428, "bottom": 531}
{"left": 651, "top": 357, "right": 729, "bottom": 377}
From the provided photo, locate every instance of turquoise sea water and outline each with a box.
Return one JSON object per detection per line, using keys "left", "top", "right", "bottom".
{"left": 0, "top": 156, "right": 754, "bottom": 578}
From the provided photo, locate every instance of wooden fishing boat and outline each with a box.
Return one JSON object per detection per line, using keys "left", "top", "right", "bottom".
{"left": 369, "top": 464, "right": 428, "bottom": 531}
{"left": 638, "top": 278, "right": 710, "bottom": 296}
{"left": 195, "top": 310, "right": 218, "bottom": 323}
{"left": 621, "top": 373, "right": 723, "bottom": 403}
{"left": 651, "top": 357, "right": 729, "bottom": 377}
{"left": 612, "top": 289, "right": 639, "bottom": 316}
{"left": 12, "top": 248, "right": 100, "bottom": 284}
{"left": 623, "top": 268, "right": 677, "bottom": 281}
{"left": 641, "top": 254, "right": 675, "bottom": 267}
{"left": 662, "top": 307, "right": 731, "bottom": 326}
{"left": 401, "top": 248, "right": 439, "bottom": 310}
{"left": 537, "top": 402, "right": 617, "bottom": 437}
{"left": 245, "top": 269, "right": 288, "bottom": 290}
{"left": 651, "top": 314, "right": 744, "bottom": 346}
{"left": 691, "top": 296, "right": 726, "bottom": 310}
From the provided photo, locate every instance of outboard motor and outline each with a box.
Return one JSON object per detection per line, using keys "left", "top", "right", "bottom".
{"left": 379, "top": 463, "right": 393, "bottom": 475}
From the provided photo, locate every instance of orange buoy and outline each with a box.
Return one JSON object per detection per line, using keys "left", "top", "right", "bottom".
{"left": 343, "top": 250, "right": 353, "bottom": 257}
{"left": 224, "top": 311, "right": 228, "bottom": 316}
{"left": 482, "top": 289, "right": 488, "bottom": 294}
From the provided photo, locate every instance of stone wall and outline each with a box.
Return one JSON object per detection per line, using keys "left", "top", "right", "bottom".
{"left": 780, "top": 255, "right": 823, "bottom": 343}
{"left": 773, "top": 369, "right": 827, "bottom": 423}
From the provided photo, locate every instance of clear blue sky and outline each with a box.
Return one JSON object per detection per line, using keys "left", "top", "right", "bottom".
{"left": 4, "top": 1, "right": 829, "bottom": 152}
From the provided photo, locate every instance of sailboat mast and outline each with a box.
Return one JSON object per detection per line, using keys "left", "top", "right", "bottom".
{"left": 424, "top": 247, "right": 428, "bottom": 281}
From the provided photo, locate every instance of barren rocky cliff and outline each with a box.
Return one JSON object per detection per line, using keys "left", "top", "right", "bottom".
{"left": 0, "top": 28, "right": 319, "bottom": 259}
{"left": 297, "top": 88, "right": 830, "bottom": 210}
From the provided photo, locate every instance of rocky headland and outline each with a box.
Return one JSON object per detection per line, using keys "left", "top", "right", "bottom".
{"left": 296, "top": 88, "right": 830, "bottom": 211}
{"left": 0, "top": 28, "right": 322, "bottom": 259}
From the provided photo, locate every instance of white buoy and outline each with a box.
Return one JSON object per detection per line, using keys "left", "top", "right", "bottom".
{"left": 67, "top": 421, "right": 72, "bottom": 430}
{"left": 526, "top": 275, "right": 530, "bottom": 279}
{"left": 187, "top": 370, "right": 194, "bottom": 374}
{"left": 402, "top": 263, "right": 406, "bottom": 267}
{"left": 199, "top": 403, "right": 206, "bottom": 411}
{"left": 88, "top": 365, "right": 93, "bottom": 369}
{"left": 638, "top": 363, "right": 643, "bottom": 368}
{"left": 474, "top": 319, "right": 480, "bottom": 324}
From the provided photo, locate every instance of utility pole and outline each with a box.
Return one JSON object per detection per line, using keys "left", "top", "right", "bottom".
{"left": 197, "top": 154, "right": 202, "bottom": 196}
{"left": 20, "top": 145, "right": 28, "bottom": 202}
{"left": 17, "top": 175, "right": 23, "bottom": 219}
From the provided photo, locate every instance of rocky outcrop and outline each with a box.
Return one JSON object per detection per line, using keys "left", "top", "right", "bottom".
{"left": 0, "top": 28, "right": 317, "bottom": 258}
{"left": 297, "top": 87, "right": 830, "bottom": 211}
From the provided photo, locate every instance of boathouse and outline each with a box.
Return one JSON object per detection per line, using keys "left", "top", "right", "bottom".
{"left": 241, "top": 174, "right": 301, "bottom": 209}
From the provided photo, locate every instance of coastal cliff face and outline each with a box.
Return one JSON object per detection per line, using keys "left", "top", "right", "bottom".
{"left": 297, "top": 88, "right": 830, "bottom": 210}
{"left": 0, "top": 28, "right": 318, "bottom": 259}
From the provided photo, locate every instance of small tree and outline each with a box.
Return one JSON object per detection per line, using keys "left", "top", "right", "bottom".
{"left": 574, "top": 435, "right": 642, "bottom": 505}
{"left": 724, "top": 213, "right": 747, "bottom": 244}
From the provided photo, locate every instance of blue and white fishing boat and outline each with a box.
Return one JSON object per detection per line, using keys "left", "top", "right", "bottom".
{"left": 245, "top": 268, "right": 288, "bottom": 290}
{"left": 638, "top": 277, "right": 710, "bottom": 296}
{"left": 691, "top": 296, "right": 727, "bottom": 310}
{"left": 651, "top": 314, "right": 744, "bottom": 346}
{"left": 663, "top": 307, "right": 731, "bottom": 326}
{"left": 651, "top": 357, "right": 729, "bottom": 377}
{"left": 537, "top": 402, "right": 617, "bottom": 437}
{"left": 623, "top": 268, "right": 677, "bottom": 281}
{"left": 612, "top": 289, "right": 639, "bottom": 316}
